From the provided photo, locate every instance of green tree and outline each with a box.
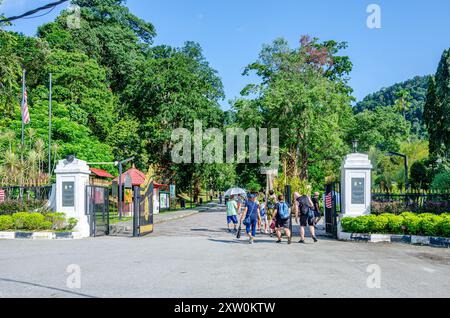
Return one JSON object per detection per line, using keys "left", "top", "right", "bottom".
{"left": 394, "top": 89, "right": 412, "bottom": 121}
{"left": 236, "top": 36, "right": 354, "bottom": 186}
{"left": 37, "top": 0, "right": 156, "bottom": 94}
{"left": 350, "top": 107, "right": 410, "bottom": 153}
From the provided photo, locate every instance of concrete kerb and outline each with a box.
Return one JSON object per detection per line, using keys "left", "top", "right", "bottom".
{"left": 0, "top": 231, "right": 83, "bottom": 240}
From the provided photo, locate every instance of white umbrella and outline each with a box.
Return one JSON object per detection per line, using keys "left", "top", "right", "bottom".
{"left": 224, "top": 188, "right": 247, "bottom": 197}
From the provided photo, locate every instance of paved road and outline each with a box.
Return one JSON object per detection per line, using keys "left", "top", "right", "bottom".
{"left": 1, "top": 205, "right": 450, "bottom": 298}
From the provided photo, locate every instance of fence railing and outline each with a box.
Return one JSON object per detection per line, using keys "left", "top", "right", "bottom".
{"left": 372, "top": 190, "right": 450, "bottom": 214}
{"left": 0, "top": 186, "right": 52, "bottom": 215}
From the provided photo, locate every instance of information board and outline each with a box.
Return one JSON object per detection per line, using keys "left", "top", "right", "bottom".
{"left": 351, "top": 178, "right": 365, "bottom": 205}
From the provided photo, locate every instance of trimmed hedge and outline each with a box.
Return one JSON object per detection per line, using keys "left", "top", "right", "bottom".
{"left": 0, "top": 212, "right": 77, "bottom": 232}
{"left": 341, "top": 213, "right": 450, "bottom": 238}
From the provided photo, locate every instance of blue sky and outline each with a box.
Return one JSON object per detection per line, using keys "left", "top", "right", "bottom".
{"left": 2, "top": 0, "right": 449, "bottom": 109}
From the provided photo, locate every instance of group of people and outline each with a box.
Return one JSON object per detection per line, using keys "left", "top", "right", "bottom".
{"left": 226, "top": 190, "right": 322, "bottom": 245}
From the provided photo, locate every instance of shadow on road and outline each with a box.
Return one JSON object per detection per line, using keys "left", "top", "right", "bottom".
{"left": 0, "top": 277, "right": 97, "bottom": 298}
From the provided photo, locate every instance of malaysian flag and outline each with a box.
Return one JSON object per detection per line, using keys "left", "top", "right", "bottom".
{"left": 0, "top": 189, "right": 5, "bottom": 203}
{"left": 325, "top": 192, "right": 333, "bottom": 209}
{"left": 22, "top": 75, "right": 30, "bottom": 125}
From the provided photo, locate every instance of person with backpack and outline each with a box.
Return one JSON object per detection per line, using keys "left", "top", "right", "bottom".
{"left": 295, "top": 193, "right": 318, "bottom": 243}
{"left": 239, "top": 193, "right": 261, "bottom": 244}
{"left": 271, "top": 194, "right": 292, "bottom": 244}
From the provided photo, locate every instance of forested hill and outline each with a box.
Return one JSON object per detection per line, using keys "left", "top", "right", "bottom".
{"left": 354, "top": 75, "right": 431, "bottom": 129}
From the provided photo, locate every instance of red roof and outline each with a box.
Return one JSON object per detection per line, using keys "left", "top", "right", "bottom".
{"left": 113, "top": 165, "right": 146, "bottom": 186}
{"left": 90, "top": 168, "right": 114, "bottom": 179}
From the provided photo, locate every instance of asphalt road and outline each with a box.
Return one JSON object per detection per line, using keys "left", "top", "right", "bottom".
{"left": 1, "top": 205, "right": 450, "bottom": 298}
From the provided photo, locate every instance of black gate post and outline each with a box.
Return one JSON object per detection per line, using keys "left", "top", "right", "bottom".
{"left": 285, "top": 185, "right": 292, "bottom": 238}
{"left": 332, "top": 183, "right": 338, "bottom": 239}
{"left": 133, "top": 186, "right": 140, "bottom": 237}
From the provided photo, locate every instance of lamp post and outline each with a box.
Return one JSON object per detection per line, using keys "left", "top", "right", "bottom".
{"left": 387, "top": 151, "right": 409, "bottom": 191}
{"left": 352, "top": 140, "right": 359, "bottom": 153}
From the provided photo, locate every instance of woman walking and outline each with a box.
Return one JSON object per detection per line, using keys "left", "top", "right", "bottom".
{"left": 240, "top": 194, "right": 261, "bottom": 244}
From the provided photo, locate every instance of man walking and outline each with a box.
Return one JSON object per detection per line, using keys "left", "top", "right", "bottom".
{"left": 271, "top": 194, "right": 292, "bottom": 244}
{"left": 226, "top": 195, "right": 239, "bottom": 232}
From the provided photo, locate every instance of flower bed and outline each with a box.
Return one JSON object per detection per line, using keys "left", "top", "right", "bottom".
{"left": 0, "top": 212, "right": 77, "bottom": 232}
{"left": 341, "top": 213, "right": 450, "bottom": 238}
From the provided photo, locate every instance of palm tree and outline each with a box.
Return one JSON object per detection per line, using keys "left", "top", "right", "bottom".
{"left": 34, "top": 138, "right": 45, "bottom": 179}
{"left": 26, "top": 150, "right": 38, "bottom": 186}
{"left": 3, "top": 130, "right": 15, "bottom": 152}
{"left": 394, "top": 89, "right": 412, "bottom": 121}
{"left": 27, "top": 128, "right": 36, "bottom": 150}
{"left": 4, "top": 149, "right": 19, "bottom": 185}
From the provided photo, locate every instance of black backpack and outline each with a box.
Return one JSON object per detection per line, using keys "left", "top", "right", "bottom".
{"left": 297, "top": 197, "right": 310, "bottom": 215}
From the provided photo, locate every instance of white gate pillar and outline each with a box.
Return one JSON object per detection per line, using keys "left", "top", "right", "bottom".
{"left": 55, "top": 157, "right": 91, "bottom": 237}
{"left": 341, "top": 153, "right": 373, "bottom": 217}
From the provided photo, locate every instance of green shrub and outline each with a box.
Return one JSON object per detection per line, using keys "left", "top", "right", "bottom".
{"left": 341, "top": 217, "right": 354, "bottom": 232}
{"left": 11, "top": 212, "right": 53, "bottom": 231}
{"left": 0, "top": 215, "right": 14, "bottom": 231}
{"left": 12, "top": 212, "right": 30, "bottom": 230}
{"left": 44, "top": 212, "right": 66, "bottom": 230}
{"left": 340, "top": 213, "right": 450, "bottom": 237}
{"left": 67, "top": 218, "right": 78, "bottom": 231}
{"left": 383, "top": 214, "right": 404, "bottom": 234}
{"left": 431, "top": 172, "right": 450, "bottom": 191}
{"left": 351, "top": 215, "right": 372, "bottom": 233}
{"left": 419, "top": 214, "right": 442, "bottom": 236}
{"left": 368, "top": 214, "right": 389, "bottom": 233}
{"left": 438, "top": 216, "right": 450, "bottom": 238}
{"left": 401, "top": 213, "right": 421, "bottom": 235}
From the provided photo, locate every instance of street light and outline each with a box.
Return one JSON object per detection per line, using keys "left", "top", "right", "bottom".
{"left": 352, "top": 140, "right": 359, "bottom": 153}
{"left": 387, "top": 151, "right": 409, "bottom": 191}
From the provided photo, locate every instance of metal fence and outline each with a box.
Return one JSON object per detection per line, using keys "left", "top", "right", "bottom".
{"left": 0, "top": 186, "right": 52, "bottom": 215}
{"left": 372, "top": 191, "right": 450, "bottom": 214}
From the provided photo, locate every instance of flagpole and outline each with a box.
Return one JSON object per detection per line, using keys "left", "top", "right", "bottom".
{"left": 21, "top": 69, "right": 25, "bottom": 147}
{"left": 48, "top": 73, "right": 52, "bottom": 176}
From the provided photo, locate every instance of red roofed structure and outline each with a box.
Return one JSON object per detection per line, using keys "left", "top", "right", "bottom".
{"left": 90, "top": 168, "right": 114, "bottom": 179}
{"left": 89, "top": 167, "right": 114, "bottom": 186}
{"left": 112, "top": 164, "right": 146, "bottom": 186}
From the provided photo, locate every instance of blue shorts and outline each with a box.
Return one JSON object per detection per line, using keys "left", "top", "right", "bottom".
{"left": 227, "top": 215, "right": 238, "bottom": 224}
{"left": 246, "top": 219, "right": 258, "bottom": 237}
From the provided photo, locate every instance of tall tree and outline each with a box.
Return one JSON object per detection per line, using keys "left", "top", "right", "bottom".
{"left": 37, "top": 0, "right": 156, "bottom": 94}
{"left": 236, "top": 36, "right": 354, "bottom": 184}
{"left": 424, "top": 49, "right": 449, "bottom": 159}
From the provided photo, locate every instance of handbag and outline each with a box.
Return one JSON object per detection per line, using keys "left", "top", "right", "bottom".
{"left": 243, "top": 203, "right": 257, "bottom": 226}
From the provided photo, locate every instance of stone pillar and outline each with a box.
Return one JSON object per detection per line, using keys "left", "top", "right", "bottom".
{"left": 54, "top": 157, "right": 91, "bottom": 237}
{"left": 341, "top": 153, "right": 373, "bottom": 217}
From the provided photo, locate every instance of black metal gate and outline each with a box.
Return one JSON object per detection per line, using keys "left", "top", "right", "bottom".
{"left": 325, "top": 182, "right": 341, "bottom": 238}
{"left": 86, "top": 185, "right": 110, "bottom": 237}
{"left": 133, "top": 183, "right": 154, "bottom": 237}
{"left": 87, "top": 184, "right": 154, "bottom": 237}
